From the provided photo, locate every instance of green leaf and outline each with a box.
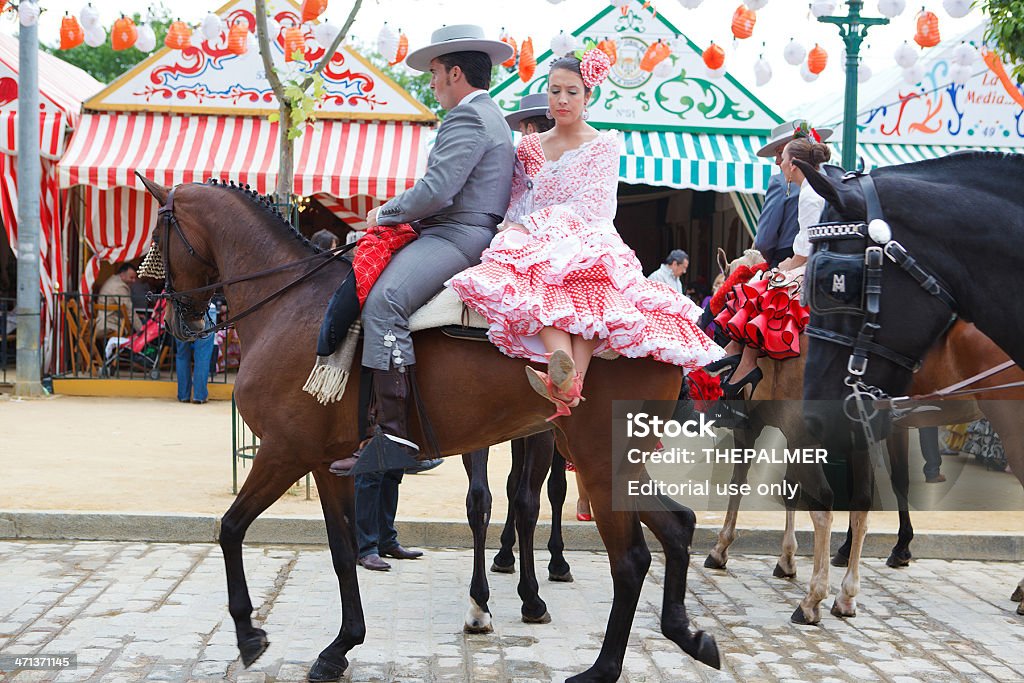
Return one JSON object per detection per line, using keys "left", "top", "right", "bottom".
{"left": 267, "top": 112, "right": 280, "bottom": 123}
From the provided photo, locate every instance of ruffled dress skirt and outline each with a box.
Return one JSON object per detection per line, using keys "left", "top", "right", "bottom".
{"left": 447, "top": 205, "right": 724, "bottom": 370}
{"left": 713, "top": 267, "right": 809, "bottom": 360}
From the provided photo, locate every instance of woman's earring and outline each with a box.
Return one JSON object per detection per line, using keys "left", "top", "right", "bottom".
{"left": 545, "top": 107, "right": 554, "bottom": 120}
{"left": 582, "top": 106, "right": 590, "bottom": 121}
{"left": 785, "top": 178, "right": 792, "bottom": 198}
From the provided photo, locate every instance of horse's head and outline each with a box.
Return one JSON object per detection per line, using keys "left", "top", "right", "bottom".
{"left": 797, "top": 162, "right": 957, "bottom": 446}
{"left": 138, "top": 174, "right": 220, "bottom": 342}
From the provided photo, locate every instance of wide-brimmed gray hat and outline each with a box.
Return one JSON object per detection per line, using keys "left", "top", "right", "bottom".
{"left": 504, "top": 93, "right": 549, "bottom": 129}
{"left": 756, "top": 119, "right": 834, "bottom": 158}
{"left": 405, "top": 24, "right": 514, "bottom": 72}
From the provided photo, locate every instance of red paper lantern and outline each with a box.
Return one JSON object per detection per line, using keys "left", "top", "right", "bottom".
{"left": 60, "top": 14, "right": 84, "bottom": 50}
{"left": 500, "top": 34, "right": 517, "bottom": 69}
{"left": 807, "top": 44, "right": 828, "bottom": 74}
{"left": 228, "top": 21, "right": 249, "bottom": 55}
{"left": 914, "top": 10, "right": 940, "bottom": 48}
{"left": 731, "top": 5, "right": 756, "bottom": 41}
{"left": 640, "top": 39, "right": 671, "bottom": 72}
{"left": 165, "top": 21, "right": 192, "bottom": 50}
{"left": 519, "top": 37, "right": 536, "bottom": 83}
{"left": 111, "top": 16, "right": 138, "bottom": 51}
{"left": 597, "top": 37, "right": 617, "bottom": 66}
{"left": 301, "top": 0, "right": 328, "bottom": 23}
{"left": 390, "top": 32, "right": 408, "bottom": 66}
{"left": 703, "top": 42, "right": 725, "bottom": 71}
{"left": 283, "top": 27, "right": 305, "bottom": 62}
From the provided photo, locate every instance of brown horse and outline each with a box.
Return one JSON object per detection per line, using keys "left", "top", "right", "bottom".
{"left": 139, "top": 177, "right": 720, "bottom": 683}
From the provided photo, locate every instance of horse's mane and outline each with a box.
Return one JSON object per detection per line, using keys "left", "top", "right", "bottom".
{"left": 872, "top": 151, "right": 1024, "bottom": 203}
{"left": 205, "top": 178, "right": 324, "bottom": 254}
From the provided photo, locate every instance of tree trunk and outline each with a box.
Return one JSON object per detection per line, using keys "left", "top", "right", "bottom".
{"left": 275, "top": 99, "right": 293, "bottom": 203}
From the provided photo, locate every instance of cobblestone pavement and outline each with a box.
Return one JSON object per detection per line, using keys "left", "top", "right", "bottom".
{"left": 0, "top": 541, "right": 1022, "bottom": 682}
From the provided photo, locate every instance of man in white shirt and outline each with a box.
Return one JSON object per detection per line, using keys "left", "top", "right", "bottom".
{"left": 647, "top": 249, "right": 688, "bottom": 294}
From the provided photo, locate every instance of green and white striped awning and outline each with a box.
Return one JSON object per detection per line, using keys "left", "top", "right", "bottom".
{"left": 618, "top": 130, "right": 776, "bottom": 194}
{"left": 838, "top": 142, "right": 1019, "bottom": 170}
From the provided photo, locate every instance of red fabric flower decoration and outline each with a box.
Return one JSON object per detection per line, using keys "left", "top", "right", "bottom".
{"left": 580, "top": 48, "right": 612, "bottom": 89}
{"left": 688, "top": 367, "right": 723, "bottom": 412}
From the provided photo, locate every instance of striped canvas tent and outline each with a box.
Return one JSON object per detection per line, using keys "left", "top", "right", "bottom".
{"left": 58, "top": 0, "right": 435, "bottom": 296}
{"left": 489, "top": 0, "right": 782, "bottom": 236}
{"left": 0, "top": 32, "right": 103, "bottom": 370}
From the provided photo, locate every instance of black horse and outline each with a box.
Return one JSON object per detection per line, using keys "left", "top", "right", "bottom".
{"left": 799, "top": 152, "right": 1024, "bottom": 616}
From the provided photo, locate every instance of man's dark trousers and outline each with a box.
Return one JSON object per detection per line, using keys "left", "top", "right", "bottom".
{"left": 354, "top": 468, "right": 404, "bottom": 559}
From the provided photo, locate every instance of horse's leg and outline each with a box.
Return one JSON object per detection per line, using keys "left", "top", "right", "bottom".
{"left": 832, "top": 510, "right": 868, "bottom": 618}
{"left": 547, "top": 447, "right": 573, "bottom": 582}
{"left": 887, "top": 427, "right": 913, "bottom": 568}
{"left": 792, "top": 509, "right": 833, "bottom": 625}
{"left": 463, "top": 449, "right": 494, "bottom": 634}
{"left": 513, "top": 433, "right": 554, "bottom": 623}
{"left": 492, "top": 439, "right": 525, "bottom": 574}
{"left": 704, "top": 454, "right": 752, "bottom": 571}
{"left": 640, "top": 502, "right": 721, "bottom": 669}
{"left": 775, "top": 508, "right": 798, "bottom": 579}
{"left": 306, "top": 469, "right": 366, "bottom": 682}
{"left": 219, "top": 449, "right": 309, "bottom": 667}
{"left": 1014, "top": 576, "right": 1024, "bottom": 615}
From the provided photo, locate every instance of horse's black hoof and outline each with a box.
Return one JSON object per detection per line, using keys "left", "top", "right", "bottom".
{"left": 1017, "top": 602, "right": 1024, "bottom": 616}
{"left": 548, "top": 570, "right": 574, "bottom": 583}
{"left": 886, "top": 551, "right": 912, "bottom": 568}
{"left": 490, "top": 561, "right": 515, "bottom": 574}
{"left": 565, "top": 664, "right": 620, "bottom": 682}
{"left": 773, "top": 562, "right": 796, "bottom": 579}
{"left": 830, "top": 600, "right": 856, "bottom": 619}
{"left": 522, "top": 610, "right": 552, "bottom": 624}
{"left": 830, "top": 552, "right": 849, "bottom": 568}
{"left": 703, "top": 554, "right": 726, "bottom": 570}
{"left": 1011, "top": 585, "right": 1023, "bottom": 603}
{"left": 307, "top": 656, "right": 348, "bottom": 682}
{"left": 790, "top": 606, "right": 819, "bottom": 625}
{"left": 239, "top": 629, "right": 269, "bottom": 668}
{"left": 694, "top": 631, "right": 721, "bottom": 670}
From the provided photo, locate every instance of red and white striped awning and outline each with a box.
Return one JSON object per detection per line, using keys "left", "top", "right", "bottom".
{"left": 58, "top": 112, "right": 429, "bottom": 200}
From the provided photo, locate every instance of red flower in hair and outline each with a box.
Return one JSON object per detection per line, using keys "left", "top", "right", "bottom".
{"left": 580, "top": 48, "right": 611, "bottom": 89}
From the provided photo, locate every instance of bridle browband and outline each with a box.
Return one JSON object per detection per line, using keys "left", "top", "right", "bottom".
{"left": 149, "top": 183, "right": 355, "bottom": 340}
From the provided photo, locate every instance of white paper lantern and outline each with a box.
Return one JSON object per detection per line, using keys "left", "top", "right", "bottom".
{"left": 902, "top": 63, "right": 925, "bottom": 85}
{"left": 952, "top": 42, "right": 977, "bottom": 66}
{"left": 80, "top": 3, "right": 100, "bottom": 30}
{"left": 943, "top": 0, "right": 971, "bottom": 18}
{"left": 949, "top": 64, "right": 973, "bottom": 85}
{"left": 653, "top": 59, "right": 676, "bottom": 79}
{"left": 547, "top": 0, "right": 566, "bottom": 3}
{"left": 754, "top": 58, "right": 772, "bottom": 86}
{"left": 678, "top": 0, "right": 704, "bottom": 8}
{"left": 706, "top": 65, "right": 726, "bottom": 79}
{"left": 858, "top": 63, "right": 873, "bottom": 82}
{"left": 84, "top": 26, "right": 106, "bottom": 48}
{"left": 313, "top": 22, "right": 340, "bottom": 49}
{"left": 377, "top": 24, "right": 398, "bottom": 61}
{"left": 744, "top": 0, "right": 769, "bottom": 9}
{"left": 811, "top": 0, "right": 838, "bottom": 18}
{"left": 894, "top": 41, "right": 918, "bottom": 68}
{"left": 610, "top": 0, "right": 630, "bottom": 7}
{"left": 800, "top": 63, "right": 819, "bottom": 82}
{"left": 551, "top": 31, "right": 577, "bottom": 56}
{"left": 18, "top": 2, "right": 40, "bottom": 27}
{"left": 266, "top": 19, "right": 281, "bottom": 41}
{"left": 784, "top": 39, "right": 806, "bottom": 66}
{"left": 669, "top": 36, "right": 687, "bottom": 55}
{"left": 136, "top": 25, "right": 157, "bottom": 53}
{"left": 202, "top": 13, "right": 224, "bottom": 43}
{"left": 877, "top": 0, "right": 906, "bottom": 18}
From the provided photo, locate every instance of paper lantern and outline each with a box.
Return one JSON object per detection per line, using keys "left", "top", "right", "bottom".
{"left": 800, "top": 63, "right": 819, "bottom": 82}
{"left": 783, "top": 39, "right": 806, "bottom": 66}
{"left": 79, "top": 3, "right": 100, "bottom": 30}
{"left": 500, "top": 33, "right": 517, "bottom": 69}
{"left": 376, "top": 24, "right": 398, "bottom": 62}
{"left": 706, "top": 65, "right": 726, "bottom": 79}
{"left": 519, "top": 37, "right": 536, "bottom": 82}
{"left": 858, "top": 63, "right": 873, "bottom": 82}
{"left": 902, "top": 63, "right": 925, "bottom": 84}
{"left": 202, "top": 13, "right": 224, "bottom": 43}
{"left": 60, "top": 14, "right": 85, "bottom": 50}
{"left": 744, "top": 0, "right": 769, "bottom": 9}
{"left": 165, "top": 21, "right": 192, "bottom": 50}
{"left": 640, "top": 40, "right": 671, "bottom": 72}
{"left": 754, "top": 57, "right": 772, "bottom": 86}
{"left": 952, "top": 42, "right": 977, "bottom": 67}
{"left": 313, "top": 21, "right": 340, "bottom": 49}
{"left": 877, "top": 0, "right": 906, "bottom": 17}
{"left": 943, "top": 0, "right": 971, "bottom": 18}
{"left": 609, "top": 0, "right": 629, "bottom": 7}
{"left": 18, "top": 1, "right": 39, "bottom": 27}
{"left": 228, "top": 21, "right": 249, "bottom": 55}
{"left": 136, "top": 25, "right": 157, "bottom": 52}
{"left": 266, "top": 19, "right": 281, "bottom": 41}
{"left": 390, "top": 33, "right": 408, "bottom": 66}
{"left": 811, "top": 0, "right": 838, "bottom": 18}
{"left": 894, "top": 41, "right": 917, "bottom": 68}
{"left": 807, "top": 44, "right": 828, "bottom": 74}
{"left": 731, "top": 5, "right": 756, "bottom": 41}
{"left": 111, "top": 16, "right": 138, "bottom": 51}
{"left": 597, "top": 38, "right": 617, "bottom": 65}
{"left": 678, "top": 0, "right": 704, "bottom": 7}
{"left": 702, "top": 42, "right": 725, "bottom": 71}
{"left": 950, "top": 64, "right": 973, "bottom": 85}
{"left": 84, "top": 25, "right": 105, "bottom": 48}
{"left": 283, "top": 27, "right": 306, "bottom": 62}
{"left": 914, "top": 10, "right": 940, "bottom": 48}
{"left": 653, "top": 59, "right": 676, "bottom": 79}
{"left": 301, "top": 0, "right": 329, "bottom": 23}
{"left": 551, "top": 31, "right": 576, "bottom": 56}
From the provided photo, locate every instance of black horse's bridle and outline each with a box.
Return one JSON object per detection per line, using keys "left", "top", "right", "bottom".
{"left": 803, "top": 172, "right": 958, "bottom": 425}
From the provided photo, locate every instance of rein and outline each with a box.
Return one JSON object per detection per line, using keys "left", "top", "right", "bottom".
{"left": 875, "top": 359, "right": 1024, "bottom": 409}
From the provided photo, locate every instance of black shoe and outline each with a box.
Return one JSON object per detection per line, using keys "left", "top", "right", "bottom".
{"left": 720, "top": 366, "right": 762, "bottom": 399}
{"left": 406, "top": 458, "right": 443, "bottom": 474}
{"left": 381, "top": 545, "right": 423, "bottom": 560}
{"left": 704, "top": 354, "right": 741, "bottom": 377}
{"left": 357, "top": 553, "right": 391, "bottom": 571}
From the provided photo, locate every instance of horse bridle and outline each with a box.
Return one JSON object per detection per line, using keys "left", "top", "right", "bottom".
{"left": 148, "top": 182, "right": 355, "bottom": 341}
{"left": 803, "top": 172, "right": 958, "bottom": 427}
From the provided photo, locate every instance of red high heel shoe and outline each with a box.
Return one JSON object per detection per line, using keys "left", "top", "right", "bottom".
{"left": 526, "top": 367, "right": 573, "bottom": 421}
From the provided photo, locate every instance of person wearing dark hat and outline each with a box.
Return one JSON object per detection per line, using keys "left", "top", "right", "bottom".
{"left": 505, "top": 92, "right": 554, "bottom": 137}
{"left": 752, "top": 119, "right": 833, "bottom": 268}
{"left": 648, "top": 249, "right": 688, "bottom": 295}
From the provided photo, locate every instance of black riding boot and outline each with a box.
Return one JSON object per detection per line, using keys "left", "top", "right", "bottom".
{"left": 330, "top": 366, "right": 422, "bottom": 476}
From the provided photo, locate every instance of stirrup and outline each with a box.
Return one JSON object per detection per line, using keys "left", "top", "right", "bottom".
{"left": 526, "top": 366, "right": 574, "bottom": 422}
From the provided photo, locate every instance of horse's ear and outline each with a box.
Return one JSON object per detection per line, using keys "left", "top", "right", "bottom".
{"left": 795, "top": 160, "right": 859, "bottom": 216}
{"left": 135, "top": 172, "right": 169, "bottom": 205}
{"left": 717, "top": 247, "right": 729, "bottom": 275}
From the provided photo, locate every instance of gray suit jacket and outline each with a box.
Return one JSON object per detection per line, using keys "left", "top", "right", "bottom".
{"left": 377, "top": 93, "right": 514, "bottom": 230}
{"left": 752, "top": 173, "right": 800, "bottom": 267}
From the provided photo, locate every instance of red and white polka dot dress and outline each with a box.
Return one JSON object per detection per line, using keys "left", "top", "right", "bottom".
{"left": 447, "top": 132, "right": 724, "bottom": 371}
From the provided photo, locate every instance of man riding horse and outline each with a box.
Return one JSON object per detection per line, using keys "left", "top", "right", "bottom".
{"left": 329, "top": 25, "right": 515, "bottom": 476}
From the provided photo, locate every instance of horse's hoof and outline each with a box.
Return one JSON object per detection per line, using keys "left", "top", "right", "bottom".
{"left": 565, "top": 664, "right": 621, "bottom": 682}
{"left": 307, "top": 656, "right": 348, "bottom": 682}
{"left": 464, "top": 621, "right": 494, "bottom": 634}
{"left": 830, "top": 599, "right": 856, "bottom": 618}
{"left": 490, "top": 561, "right": 515, "bottom": 574}
{"left": 703, "top": 554, "right": 727, "bottom": 570}
{"left": 1011, "top": 585, "right": 1023, "bottom": 602}
{"left": 830, "top": 552, "right": 849, "bottom": 568}
{"left": 1017, "top": 602, "right": 1024, "bottom": 616}
{"left": 791, "top": 605, "right": 820, "bottom": 625}
{"left": 773, "top": 562, "right": 796, "bottom": 579}
{"left": 694, "top": 631, "right": 721, "bottom": 670}
{"left": 548, "top": 570, "right": 574, "bottom": 583}
{"left": 522, "top": 610, "right": 552, "bottom": 624}
{"left": 464, "top": 602, "right": 493, "bottom": 634}
{"left": 239, "top": 629, "right": 269, "bottom": 668}
{"left": 886, "top": 551, "right": 912, "bottom": 568}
